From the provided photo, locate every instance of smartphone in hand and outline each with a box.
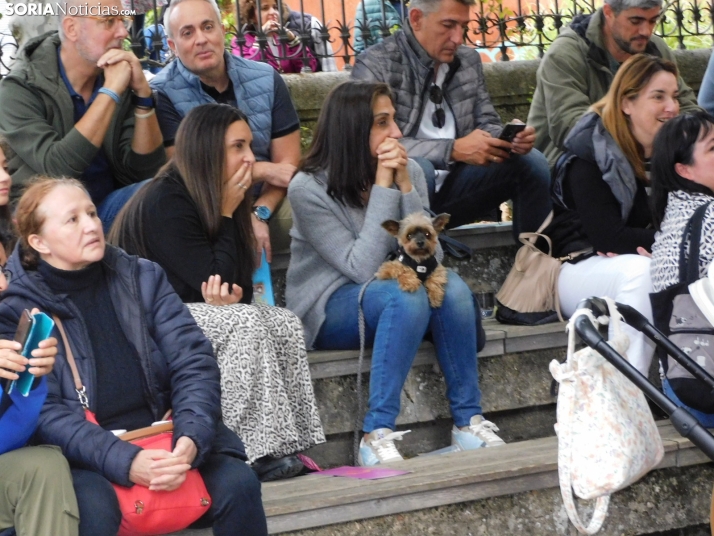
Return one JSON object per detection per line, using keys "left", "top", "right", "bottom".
{"left": 499, "top": 122, "right": 527, "bottom": 143}
{"left": 1, "top": 311, "right": 54, "bottom": 397}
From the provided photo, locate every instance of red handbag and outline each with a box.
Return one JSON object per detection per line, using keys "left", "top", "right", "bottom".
{"left": 54, "top": 316, "right": 212, "bottom": 536}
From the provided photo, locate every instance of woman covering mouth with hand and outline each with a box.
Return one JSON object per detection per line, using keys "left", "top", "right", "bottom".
{"left": 544, "top": 53, "right": 680, "bottom": 378}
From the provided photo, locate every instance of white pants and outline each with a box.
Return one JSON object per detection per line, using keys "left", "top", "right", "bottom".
{"left": 558, "top": 254, "right": 655, "bottom": 376}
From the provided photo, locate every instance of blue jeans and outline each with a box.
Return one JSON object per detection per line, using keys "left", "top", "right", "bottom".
{"left": 419, "top": 150, "right": 552, "bottom": 239}
{"left": 314, "top": 271, "right": 482, "bottom": 431}
{"left": 97, "top": 180, "right": 151, "bottom": 235}
{"left": 662, "top": 377, "right": 714, "bottom": 428}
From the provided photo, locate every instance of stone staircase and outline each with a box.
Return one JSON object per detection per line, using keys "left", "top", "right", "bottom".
{"left": 173, "top": 223, "right": 714, "bottom": 536}
{"left": 171, "top": 49, "right": 714, "bottom": 536}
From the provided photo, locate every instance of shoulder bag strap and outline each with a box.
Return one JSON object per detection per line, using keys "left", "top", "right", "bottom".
{"left": 52, "top": 315, "right": 89, "bottom": 410}
{"left": 679, "top": 202, "right": 711, "bottom": 284}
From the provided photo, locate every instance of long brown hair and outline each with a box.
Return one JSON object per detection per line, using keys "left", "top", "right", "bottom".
{"left": 15, "top": 176, "right": 88, "bottom": 269}
{"left": 300, "top": 81, "right": 394, "bottom": 208}
{"left": 109, "top": 104, "right": 255, "bottom": 287}
{"left": 592, "top": 54, "right": 678, "bottom": 180}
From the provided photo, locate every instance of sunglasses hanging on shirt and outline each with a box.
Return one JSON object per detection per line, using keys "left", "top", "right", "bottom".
{"left": 429, "top": 85, "right": 446, "bottom": 129}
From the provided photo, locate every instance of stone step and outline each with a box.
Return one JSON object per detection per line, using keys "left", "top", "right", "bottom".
{"left": 306, "top": 320, "right": 568, "bottom": 466}
{"left": 173, "top": 421, "right": 714, "bottom": 535}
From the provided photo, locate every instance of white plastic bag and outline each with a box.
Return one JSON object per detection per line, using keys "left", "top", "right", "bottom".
{"left": 550, "top": 297, "right": 664, "bottom": 534}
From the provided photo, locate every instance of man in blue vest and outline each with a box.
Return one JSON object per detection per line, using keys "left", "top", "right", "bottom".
{"left": 151, "top": 0, "right": 301, "bottom": 259}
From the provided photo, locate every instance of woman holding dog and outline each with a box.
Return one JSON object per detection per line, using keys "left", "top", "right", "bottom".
{"left": 549, "top": 53, "right": 680, "bottom": 377}
{"left": 286, "top": 81, "right": 504, "bottom": 467}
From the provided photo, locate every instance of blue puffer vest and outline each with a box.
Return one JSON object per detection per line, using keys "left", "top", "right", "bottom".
{"left": 151, "top": 53, "right": 275, "bottom": 161}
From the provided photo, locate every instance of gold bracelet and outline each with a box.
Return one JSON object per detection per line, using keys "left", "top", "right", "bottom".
{"left": 135, "top": 109, "right": 156, "bottom": 119}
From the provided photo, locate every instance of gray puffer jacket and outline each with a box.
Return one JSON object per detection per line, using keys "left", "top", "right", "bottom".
{"left": 352, "top": 22, "right": 503, "bottom": 170}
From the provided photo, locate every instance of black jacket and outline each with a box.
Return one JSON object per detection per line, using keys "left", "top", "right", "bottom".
{"left": 0, "top": 245, "right": 244, "bottom": 486}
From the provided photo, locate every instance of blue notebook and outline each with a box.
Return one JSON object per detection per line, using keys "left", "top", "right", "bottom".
{"left": 252, "top": 249, "right": 275, "bottom": 306}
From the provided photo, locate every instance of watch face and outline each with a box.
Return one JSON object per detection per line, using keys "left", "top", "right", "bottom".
{"left": 254, "top": 206, "right": 271, "bottom": 221}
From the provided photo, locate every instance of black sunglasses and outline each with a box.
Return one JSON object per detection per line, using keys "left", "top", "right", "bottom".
{"left": 429, "top": 85, "right": 446, "bottom": 129}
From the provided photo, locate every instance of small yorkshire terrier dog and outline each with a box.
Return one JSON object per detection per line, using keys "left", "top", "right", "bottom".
{"left": 376, "top": 212, "right": 450, "bottom": 308}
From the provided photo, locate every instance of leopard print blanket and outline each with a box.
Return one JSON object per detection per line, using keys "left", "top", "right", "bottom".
{"left": 187, "top": 303, "right": 325, "bottom": 462}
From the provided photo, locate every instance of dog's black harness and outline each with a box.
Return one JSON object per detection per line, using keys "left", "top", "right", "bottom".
{"left": 394, "top": 246, "right": 438, "bottom": 283}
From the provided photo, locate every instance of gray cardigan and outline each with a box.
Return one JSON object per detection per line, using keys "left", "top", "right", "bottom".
{"left": 286, "top": 159, "right": 438, "bottom": 348}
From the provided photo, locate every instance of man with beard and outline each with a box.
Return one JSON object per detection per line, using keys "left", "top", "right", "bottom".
{"left": 0, "top": 0, "right": 165, "bottom": 227}
{"left": 527, "top": 0, "right": 699, "bottom": 171}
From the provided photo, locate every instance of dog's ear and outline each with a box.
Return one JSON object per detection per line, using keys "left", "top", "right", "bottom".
{"left": 432, "top": 213, "right": 450, "bottom": 233}
{"left": 382, "top": 220, "right": 401, "bottom": 236}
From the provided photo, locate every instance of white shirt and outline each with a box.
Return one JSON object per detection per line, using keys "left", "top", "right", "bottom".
{"left": 416, "top": 63, "right": 456, "bottom": 192}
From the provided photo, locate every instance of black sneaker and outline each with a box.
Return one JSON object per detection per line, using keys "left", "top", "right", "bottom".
{"left": 251, "top": 454, "right": 305, "bottom": 482}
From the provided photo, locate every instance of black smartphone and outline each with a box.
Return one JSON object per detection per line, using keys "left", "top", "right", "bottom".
{"left": 1, "top": 310, "right": 33, "bottom": 395}
{"left": 499, "top": 123, "right": 526, "bottom": 143}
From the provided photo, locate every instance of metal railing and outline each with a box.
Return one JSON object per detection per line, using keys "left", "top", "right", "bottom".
{"left": 1, "top": 0, "right": 713, "bottom": 76}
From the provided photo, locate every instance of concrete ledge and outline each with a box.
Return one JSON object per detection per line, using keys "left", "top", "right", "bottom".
{"left": 307, "top": 319, "right": 567, "bottom": 380}
{"left": 265, "top": 422, "right": 710, "bottom": 534}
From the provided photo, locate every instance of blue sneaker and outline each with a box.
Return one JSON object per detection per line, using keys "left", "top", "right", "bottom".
{"left": 358, "top": 428, "right": 411, "bottom": 466}
{"left": 452, "top": 415, "right": 505, "bottom": 451}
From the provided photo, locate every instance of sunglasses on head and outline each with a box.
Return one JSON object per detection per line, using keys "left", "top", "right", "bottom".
{"left": 429, "top": 85, "right": 445, "bottom": 129}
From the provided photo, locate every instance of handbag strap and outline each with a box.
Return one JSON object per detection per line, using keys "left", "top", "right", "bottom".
{"left": 679, "top": 201, "right": 712, "bottom": 285}
{"left": 53, "top": 315, "right": 89, "bottom": 410}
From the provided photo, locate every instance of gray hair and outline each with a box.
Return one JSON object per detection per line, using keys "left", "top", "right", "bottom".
{"left": 409, "top": 0, "right": 476, "bottom": 14}
{"left": 604, "top": 0, "right": 663, "bottom": 14}
{"left": 164, "top": 0, "right": 223, "bottom": 39}
{"left": 57, "top": 0, "right": 87, "bottom": 41}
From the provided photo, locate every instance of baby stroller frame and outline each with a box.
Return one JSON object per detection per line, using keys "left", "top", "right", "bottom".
{"left": 572, "top": 297, "right": 714, "bottom": 462}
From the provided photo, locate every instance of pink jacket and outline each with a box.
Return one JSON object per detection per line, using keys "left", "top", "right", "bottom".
{"left": 231, "top": 33, "right": 318, "bottom": 74}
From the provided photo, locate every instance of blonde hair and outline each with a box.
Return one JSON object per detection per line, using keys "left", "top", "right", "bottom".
{"left": 15, "top": 176, "right": 88, "bottom": 269}
{"left": 592, "top": 54, "right": 678, "bottom": 180}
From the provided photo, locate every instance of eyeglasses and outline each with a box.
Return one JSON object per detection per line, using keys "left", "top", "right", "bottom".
{"left": 82, "top": 15, "right": 134, "bottom": 31}
{"left": 429, "top": 84, "right": 446, "bottom": 129}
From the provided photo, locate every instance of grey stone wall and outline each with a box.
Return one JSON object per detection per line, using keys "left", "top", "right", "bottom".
{"left": 283, "top": 49, "right": 712, "bottom": 137}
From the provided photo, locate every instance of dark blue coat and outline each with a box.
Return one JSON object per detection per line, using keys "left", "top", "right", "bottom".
{"left": 0, "top": 245, "right": 244, "bottom": 486}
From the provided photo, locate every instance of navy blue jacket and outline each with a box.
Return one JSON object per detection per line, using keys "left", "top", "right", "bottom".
{"left": 0, "top": 245, "right": 244, "bottom": 486}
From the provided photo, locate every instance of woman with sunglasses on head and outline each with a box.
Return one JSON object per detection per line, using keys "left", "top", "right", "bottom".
{"left": 0, "top": 138, "right": 80, "bottom": 536}
{"left": 287, "top": 81, "right": 505, "bottom": 467}
{"left": 110, "top": 103, "right": 324, "bottom": 482}
{"left": 232, "top": 0, "right": 319, "bottom": 74}
{"left": 548, "top": 54, "right": 680, "bottom": 377}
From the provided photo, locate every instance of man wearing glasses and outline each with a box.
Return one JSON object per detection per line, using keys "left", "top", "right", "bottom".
{"left": 528, "top": 0, "right": 699, "bottom": 171}
{"left": 352, "top": 0, "right": 552, "bottom": 236}
{"left": 0, "top": 0, "right": 165, "bottom": 229}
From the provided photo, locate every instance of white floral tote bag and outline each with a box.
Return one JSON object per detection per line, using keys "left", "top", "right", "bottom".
{"left": 550, "top": 297, "right": 664, "bottom": 534}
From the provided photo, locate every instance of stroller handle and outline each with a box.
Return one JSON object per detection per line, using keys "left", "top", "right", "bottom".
{"left": 572, "top": 309, "right": 714, "bottom": 462}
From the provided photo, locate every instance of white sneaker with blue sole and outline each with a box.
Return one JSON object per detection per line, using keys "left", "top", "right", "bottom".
{"left": 358, "top": 428, "right": 411, "bottom": 466}
{"left": 452, "top": 415, "right": 506, "bottom": 451}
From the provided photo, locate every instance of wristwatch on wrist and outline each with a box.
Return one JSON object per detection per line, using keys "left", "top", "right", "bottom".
{"left": 252, "top": 205, "right": 272, "bottom": 224}
{"left": 131, "top": 90, "right": 157, "bottom": 109}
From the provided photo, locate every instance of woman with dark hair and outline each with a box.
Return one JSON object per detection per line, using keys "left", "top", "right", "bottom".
{"left": 110, "top": 103, "right": 324, "bottom": 482}
{"left": 232, "top": 0, "right": 319, "bottom": 73}
{"left": 649, "top": 111, "right": 714, "bottom": 425}
{"left": 287, "top": 81, "right": 504, "bottom": 466}
{"left": 0, "top": 176, "right": 267, "bottom": 536}
{"left": 548, "top": 53, "right": 680, "bottom": 377}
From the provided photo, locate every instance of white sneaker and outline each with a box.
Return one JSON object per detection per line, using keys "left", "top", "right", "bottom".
{"left": 358, "top": 428, "right": 411, "bottom": 466}
{"left": 452, "top": 415, "right": 505, "bottom": 450}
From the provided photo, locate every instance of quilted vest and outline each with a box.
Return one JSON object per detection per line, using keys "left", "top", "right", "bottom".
{"left": 151, "top": 54, "right": 275, "bottom": 161}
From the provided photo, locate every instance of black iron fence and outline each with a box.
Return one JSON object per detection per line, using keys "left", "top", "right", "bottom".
{"left": 1, "top": 0, "right": 714, "bottom": 75}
